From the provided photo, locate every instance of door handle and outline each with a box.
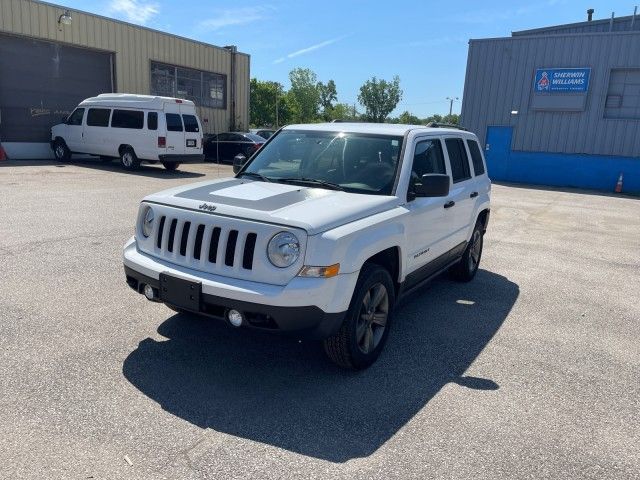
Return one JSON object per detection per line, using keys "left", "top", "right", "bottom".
{"left": 470, "top": 191, "right": 479, "bottom": 198}
{"left": 444, "top": 200, "right": 455, "bottom": 209}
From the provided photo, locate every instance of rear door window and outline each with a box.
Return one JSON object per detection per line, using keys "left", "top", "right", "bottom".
{"left": 147, "top": 112, "right": 158, "bottom": 130}
{"left": 111, "top": 109, "right": 144, "bottom": 129}
{"left": 86, "top": 108, "right": 111, "bottom": 127}
{"left": 182, "top": 114, "right": 199, "bottom": 132}
{"left": 445, "top": 138, "right": 472, "bottom": 183}
{"left": 466, "top": 139, "right": 486, "bottom": 176}
{"left": 67, "top": 108, "right": 84, "bottom": 126}
{"left": 165, "top": 113, "right": 183, "bottom": 132}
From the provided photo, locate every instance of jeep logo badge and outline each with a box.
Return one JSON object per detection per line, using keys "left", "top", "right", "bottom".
{"left": 198, "top": 203, "right": 217, "bottom": 212}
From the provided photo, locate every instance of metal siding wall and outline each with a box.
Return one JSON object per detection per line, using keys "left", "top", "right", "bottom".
{"left": 461, "top": 33, "right": 640, "bottom": 157}
{"left": 0, "top": 0, "right": 249, "bottom": 135}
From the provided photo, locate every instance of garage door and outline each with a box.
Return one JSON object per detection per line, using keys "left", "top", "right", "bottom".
{"left": 0, "top": 33, "right": 114, "bottom": 143}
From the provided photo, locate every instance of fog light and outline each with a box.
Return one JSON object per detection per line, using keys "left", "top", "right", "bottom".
{"left": 143, "top": 284, "right": 155, "bottom": 301}
{"left": 227, "top": 309, "right": 244, "bottom": 327}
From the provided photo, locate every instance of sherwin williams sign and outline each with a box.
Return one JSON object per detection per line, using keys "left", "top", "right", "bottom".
{"left": 534, "top": 68, "right": 591, "bottom": 92}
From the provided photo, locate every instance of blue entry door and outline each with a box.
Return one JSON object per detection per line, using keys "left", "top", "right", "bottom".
{"left": 484, "top": 126, "right": 513, "bottom": 181}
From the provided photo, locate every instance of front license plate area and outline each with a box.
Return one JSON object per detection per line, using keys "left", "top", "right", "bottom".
{"left": 159, "top": 273, "right": 201, "bottom": 311}
{"left": 186, "top": 139, "right": 196, "bottom": 147}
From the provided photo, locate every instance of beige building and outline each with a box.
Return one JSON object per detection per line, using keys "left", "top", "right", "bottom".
{"left": 0, "top": 0, "right": 250, "bottom": 158}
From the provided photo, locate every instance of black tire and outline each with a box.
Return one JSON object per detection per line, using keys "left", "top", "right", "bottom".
{"left": 120, "top": 147, "right": 140, "bottom": 171}
{"left": 450, "top": 220, "right": 484, "bottom": 282}
{"left": 162, "top": 162, "right": 180, "bottom": 171}
{"left": 53, "top": 139, "right": 71, "bottom": 161}
{"left": 323, "top": 264, "right": 395, "bottom": 370}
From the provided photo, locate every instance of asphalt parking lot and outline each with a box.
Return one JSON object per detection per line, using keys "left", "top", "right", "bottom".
{"left": 1, "top": 159, "right": 639, "bottom": 480}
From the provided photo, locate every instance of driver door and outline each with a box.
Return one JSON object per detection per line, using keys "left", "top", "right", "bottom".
{"left": 404, "top": 137, "right": 456, "bottom": 285}
{"left": 64, "top": 107, "right": 85, "bottom": 152}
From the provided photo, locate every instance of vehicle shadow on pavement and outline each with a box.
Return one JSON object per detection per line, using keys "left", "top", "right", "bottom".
{"left": 122, "top": 269, "right": 519, "bottom": 462}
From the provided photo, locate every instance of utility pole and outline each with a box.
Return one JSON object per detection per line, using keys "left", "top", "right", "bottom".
{"left": 275, "top": 85, "right": 279, "bottom": 128}
{"left": 446, "top": 96, "right": 459, "bottom": 116}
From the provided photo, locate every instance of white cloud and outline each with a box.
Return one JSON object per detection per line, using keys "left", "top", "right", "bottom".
{"left": 199, "top": 7, "right": 272, "bottom": 31}
{"left": 272, "top": 36, "right": 347, "bottom": 64}
{"left": 108, "top": 0, "right": 159, "bottom": 24}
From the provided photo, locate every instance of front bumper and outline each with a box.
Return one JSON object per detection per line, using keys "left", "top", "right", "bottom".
{"left": 123, "top": 237, "right": 354, "bottom": 339}
{"left": 158, "top": 154, "right": 205, "bottom": 163}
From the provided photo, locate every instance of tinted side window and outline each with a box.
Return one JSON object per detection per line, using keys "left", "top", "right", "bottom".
{"left": 216, "top": 133, "right": 231, "bottom": 141}
{"left": 182, "top": 114, "right": 199, "bottom": 132}
{"left": 445, "top": 138, "right": 471, "bottom": 183}
{"left": 230, "top": 134, "right": 245, "bottom": 142}
{"left": 165, "top": 113, "right": 183, "bottom": 132}
{"left": 147, "top": 112, "right": 158, "bottom": 130}
{"left": 466, "top": 139, "right": 486, "bottom": 176}
{"left": 111, "top": 109, "right": 144, "bottom": 129}
{"left": 87, "top": 108, "right": 111, "bottom": 127}
{"left": 411, "top": 139, "right": 446, "bottom": 180}
{"left": 67, "top": 108, "right": 84, "bottom": 126}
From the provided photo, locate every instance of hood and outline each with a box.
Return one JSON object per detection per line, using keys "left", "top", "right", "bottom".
{"left": 143, "top": 178, "right": 399, "bottom": 235}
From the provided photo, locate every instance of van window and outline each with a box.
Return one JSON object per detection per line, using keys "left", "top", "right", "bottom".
{"left": 466, "top": 139, "right": 486, "bottom": 176}
{"left": 67, "top": 108, "right": 84, "bottom": 126}
{"left": 165, "top": 113, "right": 183, "bottom": 132}
{"left": 147, "top": 112, "right": 158, "bottom": 130}
{"left": 445, "top": 138, "right": 471, "bottom": 183}
{"left": 87, "top": 108, "right": 111, "bottom": 127}
{"left": 182, "top": 114, "right": 199, "bottom": 132}
{"left": 111, "top": 110, "right": 144, "bottom": 129}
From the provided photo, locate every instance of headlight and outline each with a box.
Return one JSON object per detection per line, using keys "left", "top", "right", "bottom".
{"left": 141, "top": 206, "right": 155, "bottom": 238}
{"left": 267, "top": 231, "right": 300, "bottom": 268}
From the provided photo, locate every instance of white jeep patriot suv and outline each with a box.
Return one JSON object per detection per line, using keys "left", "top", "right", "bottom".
{"left": 123, "top": 123, "right": 491, "bottom": 369}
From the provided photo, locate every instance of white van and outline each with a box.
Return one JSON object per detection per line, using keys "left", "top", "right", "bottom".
{"left": 50, "top": 94, "right": 205, "bottom": 171}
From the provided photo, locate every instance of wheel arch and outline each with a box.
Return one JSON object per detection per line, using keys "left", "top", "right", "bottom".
{"left": 362, "top": 246, "right": 401, "bottom": 294}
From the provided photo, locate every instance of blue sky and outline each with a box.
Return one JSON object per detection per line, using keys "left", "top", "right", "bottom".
{"left": 63, "top": 0, "right": 636, "bottom": 117}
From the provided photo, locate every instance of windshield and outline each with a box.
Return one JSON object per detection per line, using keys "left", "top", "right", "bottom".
{"left": 241, "top": 130, "right": 404, "bottom": 195}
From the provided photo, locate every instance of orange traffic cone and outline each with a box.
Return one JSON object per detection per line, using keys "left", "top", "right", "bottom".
{"left": 614, "top": 173, "right": 624, "bottom": 193}
{"left": 0, "top": 142, "right": 7, "bottom": 161}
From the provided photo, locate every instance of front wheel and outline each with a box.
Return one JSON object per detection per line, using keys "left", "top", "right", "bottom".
{"left": 450, "top": 221, "right": 484, "bottom": 282}
{"left": 162, "top": 162, "right": 180, "bottom": 171}
{"left": 53, "top": 140, "right": 71, "bottom": 161}
{"left": 323, "top": 264, "right": 395, "bottom": 369}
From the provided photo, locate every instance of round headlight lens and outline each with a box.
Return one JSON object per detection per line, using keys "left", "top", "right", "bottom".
{"left": 267, "top": 231, "right": 300, "bottom": 268}
{"left": 141, "top": 206, "right": 155, "bottom": 238}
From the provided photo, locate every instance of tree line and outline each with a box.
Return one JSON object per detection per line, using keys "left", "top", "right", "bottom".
{"left": 250, "top": 68, "right": 459, "bottom": 128}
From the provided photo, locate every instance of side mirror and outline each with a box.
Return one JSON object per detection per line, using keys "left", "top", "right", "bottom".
{"left": 233, "top": 153, "right": 247, "bottom": 174}
{"left": 414, "top": 174, "right": 450, "bottom": 197}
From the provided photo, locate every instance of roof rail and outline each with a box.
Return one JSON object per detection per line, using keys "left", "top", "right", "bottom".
{"left": 426, "top": 122, "right": 467, "bottom": 130}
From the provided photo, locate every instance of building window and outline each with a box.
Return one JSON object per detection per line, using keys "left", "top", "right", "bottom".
{"left": 150, "top": 61, "right": 226, "bottom": 109}
{"left": 604, "top": 68, "right": 640, "bottom": 120}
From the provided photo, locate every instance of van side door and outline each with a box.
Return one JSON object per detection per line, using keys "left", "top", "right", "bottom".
{"left": 164, "top": 111, "right": 184, "bottom": 155}
{"left": 84, "top": 107, "right": 112, "bottom": 155}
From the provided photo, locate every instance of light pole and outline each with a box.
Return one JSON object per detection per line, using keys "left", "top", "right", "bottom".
{"left": 446, "top": 96, "right": 459, "bottom": 116}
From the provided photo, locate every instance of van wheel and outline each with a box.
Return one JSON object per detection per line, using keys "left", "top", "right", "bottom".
{"left": 162, "top": 162, "right": 180, "bottom": 171}
{"left": 53, "top": 140, "right": 71, "bottom": 161}
{"left": 323, "top": 264, "right": 395, "bottom": 369}
{"left": 450, "top": 221, "right": 484, "bottom": 282}
{"left": 120, "top": 147, "right": 140, "bottom": 171}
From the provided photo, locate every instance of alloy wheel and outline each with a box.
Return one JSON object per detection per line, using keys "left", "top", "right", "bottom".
{"left": 356, "top": 283, "right": 389, "bottom": 354}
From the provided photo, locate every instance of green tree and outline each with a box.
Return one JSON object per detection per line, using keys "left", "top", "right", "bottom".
{"left": 249, "top": 79, "right": 286, "bottom": 128}
{"left": 357, "top": 75, "right": 403, "bottom": 123}
{"left": 397, "top": 110, "right": 421, "bottom": 125}
{"left": 328, "top": 102, "right": 358, "bottom": 121}
{"left": 318, "top": 79, "right": 337, "bottom": 121}
{"left": 288, "top": 68, "right": 321, "bottom": 123}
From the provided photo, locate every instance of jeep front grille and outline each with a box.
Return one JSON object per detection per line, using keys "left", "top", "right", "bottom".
{"left": 155, "top": 215, "right": 257, "bottom": 270}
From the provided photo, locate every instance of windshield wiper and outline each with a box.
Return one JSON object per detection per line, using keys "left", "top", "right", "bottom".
{"left": 237, "top": 171, "right": 273, "bottom": 182}
{"left": 277, "top": 177, "right": 345, "bottom": 191}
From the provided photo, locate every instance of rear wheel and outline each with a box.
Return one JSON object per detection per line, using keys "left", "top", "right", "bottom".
{"left": 53, "top": 139, "right": 71, "bottom": 161}
{"left": 323, "top": 264, "right": 395, "bottom": 369}
{"left": 120, "top": 147, "right": 140, "bottom": 171}
{"left": 450, "top": 221, "right": 484, "bottom": 282}
{"left": 162, "top": 162, "right": 180, "bottom": 171}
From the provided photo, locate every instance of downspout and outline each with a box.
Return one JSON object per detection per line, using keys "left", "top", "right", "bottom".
{"left": 225, "top": 45, "right": 237, "bottom": 131}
